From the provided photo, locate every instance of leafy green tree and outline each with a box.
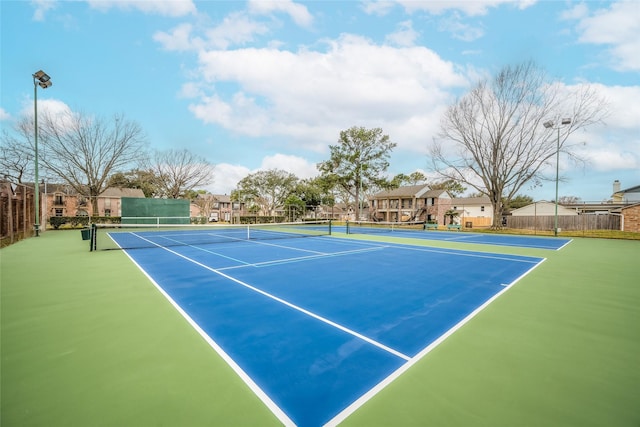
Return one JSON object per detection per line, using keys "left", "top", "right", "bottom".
{"left": 504, "top": 194, "right": 534, "bottom": 212}
{"left": 445, "top": 209, "right": 460, "bottom": 225}
{"left": 283, "top": 194, "right": 306, "bottom": 221}
{"left": 297, "top": 178, "right": 333, "bottom": 209}
{"left": 430, "top": 179, "right": 466, "bottom": 197}
{"left": 318, "top": 126, "right": 396, "bottom": 217}
{"left": 232, "top": 169, "right": 299, "bottom": 216}
{"left": 107, "top": 169, "right": 161, "bottom": 198}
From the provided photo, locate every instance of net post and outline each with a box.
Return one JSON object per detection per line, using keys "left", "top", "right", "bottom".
{"left": 90, "top": 223, "right": 96, "bottom": 252}
{"left": 345, "top": 220, "right": 350, "bottom": 234}
{"left": 329, "top": 220, "right": 332, "bottom": 235}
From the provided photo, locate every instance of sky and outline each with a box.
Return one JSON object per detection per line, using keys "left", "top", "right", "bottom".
{"left": 1, "top": 0, "right": 639, "bottom": 203}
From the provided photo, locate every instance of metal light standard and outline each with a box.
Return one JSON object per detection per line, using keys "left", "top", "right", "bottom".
{"left": 33, "top": 70, "right": 52, "bottom": 237}
{"left": 543, "top": 117, "right": 571, "bottom": 237}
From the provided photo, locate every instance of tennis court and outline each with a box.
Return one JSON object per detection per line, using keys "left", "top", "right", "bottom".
{"left": 345, "top": 221, "right": 572, "bottom": 250}
{"left": 2, "top": 229, "right": 639, "bottom": 427}
{"left": 106, "top": 223, "right": 544, "bottom": 426}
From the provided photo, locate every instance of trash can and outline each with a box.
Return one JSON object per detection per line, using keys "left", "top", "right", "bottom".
{"left": 81, "top": 228, "right": 91, "bottom": 240}
{"left": 465, "top": 221, "right": 473, "bottom": 228}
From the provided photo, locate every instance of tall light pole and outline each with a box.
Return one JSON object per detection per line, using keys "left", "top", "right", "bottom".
{"left": 543, "top": 117, "right": 571, "bottom": 237}
{"left": 33, "top": 70, "right": 52, "bottom": 237}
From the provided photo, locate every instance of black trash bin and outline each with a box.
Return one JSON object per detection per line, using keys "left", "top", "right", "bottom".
{"left": 81, "top": 228, "right": 91, "bottom": 240}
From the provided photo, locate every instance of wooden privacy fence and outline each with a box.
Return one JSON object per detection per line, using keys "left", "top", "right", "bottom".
{"left": 460, "top": 216, "right": 492, "bottom": 228}
{"left": 0, "top": 189, "right": 36, "bottom": 246}
{"left": 506, "top": 214, "right": 621, "bottom": 231}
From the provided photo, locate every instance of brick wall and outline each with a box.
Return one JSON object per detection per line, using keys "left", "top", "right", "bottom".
{"left": 623, "top": 204, "right": 640, "bottom": 233}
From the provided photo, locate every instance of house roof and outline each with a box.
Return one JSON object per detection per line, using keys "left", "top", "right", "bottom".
{"left": 509, "top": 201, "right": 578, "bottom": 215}
{"left": 99, "top": 187, "right": 145, "bottom": 198}
{"left": 212, "top": 194, "right": 231, "bottom": 203}
{"left": 618, "top": 184, "right": 640, "bottom": 194}
{"left": 621, "top": 202, "right": 640, "bottom": 211}
{"left": 451, "top": 196, "right": 491, "bottom": 205}
{"left": 373, "top": 185, "right": 448, "bottom": 199}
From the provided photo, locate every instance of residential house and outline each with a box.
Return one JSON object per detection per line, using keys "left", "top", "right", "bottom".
{"left": 95, "top": 187, "right": 145, "bottom": 217}
{"left": 300, "top": 203, "right": 346, "bottom": 221}
{"left": 450, "top": 196, "right": 493, "bottom": 228}
{"left": 506, "top": 200, "right": 627, "bottom": 231}
{"left": 191, "top": 194, "right": 246, "bottom": 222}
{"left": 621, "top": 203, "right": 640, "bottom": 233}
{"left": 612, "top": 180, "right": 640, "bottom": 203}
{"left": 369, "top": 185, "right": 451, "bottom": 224}
{"left": 509, "top": 201, "right": 578, "bottom": 217}
{"left": 43, "top": 185, "right": 144, "bottom": 224}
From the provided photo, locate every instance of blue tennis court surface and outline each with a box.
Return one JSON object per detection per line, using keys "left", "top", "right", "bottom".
{"left": 343, "top": 226, "right": 572, "bottom": 250}
{"left": 115, "top": 233, "right": 544, "bottom": 426}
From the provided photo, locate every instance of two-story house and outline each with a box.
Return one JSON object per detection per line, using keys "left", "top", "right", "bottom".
{"left": 43, "top": 185, "right": 144, "bottom": 223}
{"left": 369, "top": 185, "right": 452, "bottom": 224}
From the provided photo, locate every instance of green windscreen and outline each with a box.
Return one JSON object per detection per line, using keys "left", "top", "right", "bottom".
{"left": 120, "top": 197, "right": 190, "bottom": 224}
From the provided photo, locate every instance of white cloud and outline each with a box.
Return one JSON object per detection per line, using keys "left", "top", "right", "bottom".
{"left": 31, "top": 0, "right": 57, "bottom": 21}
{"left": 385, "top": 20, "right": 419, "bottom": 47}
{"left": 21, "top": 98, "right": 72, "bottom": 121}
{"left": 207, "top": 154, "right": 317, "bottom": 194}
{"left": 208, "top": 163, "right": 250, "bottom": 195}
{"left": 154, "top": 12, "right": 271, "bottom": 51}
{"left": 0, "top": 107, "right": 11, "bottom": 121}
{"left": 558, "top": 83, "right": 640, "bottom": 173}
{"left": 86, "top": 0, "right": 196, "bottom": 17}
{"left": 361, "top": 1, "right": 396, "bottom": 16}
{"left": 248, "top": 0, "right": 313, "bottom": 28}
{"left": 260, "top": 154, "right": 318, "bottom": 179}
{"left": 394, "top": 0, "right": 535, "bottom": 16}
{"left": 571, "top": 0, "right": 640, "bottom": 71}
{"left": 189, "top": 34, "right": 467, "bottom": 153}
{"left": 438, "top": 13, "right": 485, "bottom": 41}
{"left": 205, "top": 12, "right": 271, "bottom": 49}
{"left": 153, "top": 23, "right": 204, "bottom": 51}
{"left": 577, "top": 147, "right": 638, "bottom": 172}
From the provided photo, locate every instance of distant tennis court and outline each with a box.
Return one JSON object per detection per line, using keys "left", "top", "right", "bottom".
{"left": 345, "top": 221, "right": 572, "bottom": 250}
{"left": 105, "top": 223, "right": 544, "bottom": 426}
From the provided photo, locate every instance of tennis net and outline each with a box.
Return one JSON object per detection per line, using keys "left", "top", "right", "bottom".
{"left": 90, "top": 220, "right": 332, "bottom": 251}
{"left": 346, "top": 220, "right": 425, "bottom": 235}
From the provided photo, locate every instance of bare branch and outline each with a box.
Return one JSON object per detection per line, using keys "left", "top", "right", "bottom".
{"left": 429, "top": 61, "right": 608, "bottom": 228}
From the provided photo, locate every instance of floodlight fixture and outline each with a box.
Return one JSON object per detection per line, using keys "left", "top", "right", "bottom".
{"left": 33, "top": 70, "right": 50, "bottom": 83}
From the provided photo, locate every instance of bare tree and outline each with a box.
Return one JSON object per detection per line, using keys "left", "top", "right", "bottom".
{"left": 0, "top": 129, "right": 33, "bottom": 183}
{"left": 429, "top": 62, "right": 607, "bottom": 228}
{"left": 15, "top": 111, "right": 148, "bottom": 213}
{"left": 147, "top": 148, "right": 214, "bottom": 198}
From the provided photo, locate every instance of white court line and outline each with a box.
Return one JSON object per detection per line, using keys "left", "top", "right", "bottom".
{"left": 325, "top": 257, "right": 548, "bottom": 427}
{"left": 219, "top": 246, "right": 386, "bottom": 271}
{"left": 556, "top": 239, "right": 573, "bottom": 251}
{"left": 390, "top": 244, "right": 541, "bottom": 264}
{"left": 119, "top": 243, "right": 296, "bottom": 427}
{"left": 129, "top": 233, "right": 411, "bottom": 363}
{"left": 159, "top": 234, "right": 387, "bottom": 270}
{"left": 333, "top": 236, "right": 542, "bottom": 264}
